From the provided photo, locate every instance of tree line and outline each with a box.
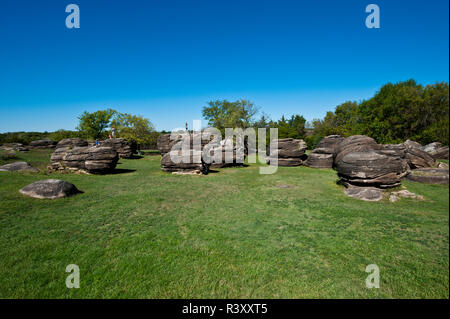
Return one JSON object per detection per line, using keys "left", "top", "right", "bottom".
{"left": 201, "top": 79, "right": 449, "bottom": 148}
{"left": 1, "top": 79, "right": 447, "bottom": 150}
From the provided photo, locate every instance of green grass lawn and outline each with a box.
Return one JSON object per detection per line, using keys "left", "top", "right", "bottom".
{"left": 0, "top": 149, "right": 448, "bottom": 298}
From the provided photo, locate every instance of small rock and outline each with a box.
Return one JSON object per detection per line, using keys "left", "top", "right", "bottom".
{"left": 389, "top": 190, "right": 424, "bottom": 202}
{"left": 276, "top": 184, "right": 293, "bottom": 189}
{"left": 405, "top": 168, "right": 449, "bottom": 184}
{"left": 344, "top": 186, "right": 384, "bottom": 201}
{"left": 19, "top": 179, "right": 81, "bottom": 199}
{"left": 0, "top": 161, "right": 39, "bottom": 173}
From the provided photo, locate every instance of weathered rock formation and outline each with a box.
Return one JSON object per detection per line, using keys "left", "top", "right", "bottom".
{"left": 404, "top": 139, "right": 423, "bottom": 149}
{"left": 157, "top": 133, "right": 211, "bottom": 156}
{"left": 203, "top": 138, "right": 246, "bottom": 168}
{"left": 100, "top": 138, "right": 135, "bottom": 158}
{"left": 266, "top": 138, "right": 307, "bottom": 166}
{"left": 405, "top": 168, "right": 449, "bottom": 184}
{"left": 50, "top": 139, "right": 118, "bottom": 174}
{"left": 0, "top": 161, "right": 39, "bottom": 173}
{"left": 334, "top": 135, "right": 381, "bottom": 166}
{"left": 337, "top": 151, "right": 409, "bottom": 188}
{"left": 344, "top": 185, "right": 384, "bottom": 201}
{"left": 305, "top": 135, "right": 344, "bottom": 168}
{"left": 423, "top": 142, "right": 449, "bottom": 160}
{"left": 56, "top": 138, "right": 89, "bottom": 148}
{"left": 404, "top": 146, "right": 435, "bottom": 169}
{"left": 0, "top": 143, "right": 29, "bottom": 152}
{"left": 161, "top": 150, "right": 209, "bottom": 174}
{"left": 389, "top": 190, "right": 424, "bottom": 202}
{"left": 29, "top": 139, "right": 56, "bottom": 149}
{"left": 19, "top": 179, "right": 81, "bottom": 199}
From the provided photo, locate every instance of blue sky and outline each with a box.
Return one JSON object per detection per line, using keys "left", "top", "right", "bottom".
{"left": 0, "top": 0, "right": 448, "bottom": 132}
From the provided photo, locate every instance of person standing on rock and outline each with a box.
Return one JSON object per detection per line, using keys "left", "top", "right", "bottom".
{"left": 111, "top": 127, "right": 116, "bottom": 138}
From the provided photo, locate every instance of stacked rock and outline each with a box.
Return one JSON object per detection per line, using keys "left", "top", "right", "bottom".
{"left": 335, "top": 136, "right": 409, "bottom": 201}
{"left": 100, "top": 138, "right": 135, "bottom": 158}
{"left": 202, "top": 137, "right": 246, "bottom": 169}
{"left": 337, "top": 151, "right": 409, "bottom": 189}
{"left": 398, "top": 140, "right": 434, "bottom": 169}
{"left": 161, "top": 150, "right": 209, "bottom": 174}
{"left": 157, "top": 134, "right": 176, "bottom": 156}
{"left": 266, "top": 138, "right": 307, "bottom": 166}
{"left": 333, "top": 135, "right": 381, "bottom": 166}
{"left": 29, "top": 139, "right": 57, "bottom": 149}
{"left": 305, "top": 135, "right": 344, "bottom": 168}
{"left": 50, "top": 138, "right": 118, "bottom": 174}
{"left": 157, "top": 133, "right": 214, "bottom": 174}
{"left": 423, "top": 142, "right": 449, "bottom": 160}
{"left": 405, "top": 168, "right": 449, "bottom": 184}
{"left": 50, "top": 138, "right": 89, "bottom": 171}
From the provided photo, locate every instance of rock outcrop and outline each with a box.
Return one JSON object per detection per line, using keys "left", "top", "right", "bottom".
{"left": 0, "top": 161, "right": 39, "bottom": 173}
{"left": 100, "top": 138, "right": 135, "bottom": 158}
{"left": 161, "top": 150, "right": 209, "bottom": 174}
{"left": 204, "top": 138, "right": 246, "bottom": 168}
{"left": 305, "top": 135, "right": 344, "bottom": 168}
{"left": 55, "top": 138, "right": 89, "bottom": 148}
{"left": 334, "top": 135, "right": 381, "bottom": 166}
{"left": 0, "top": 143, "right": 29, "bottom": 152}
{"left": 29, "top": 139, "right": 56, "bottom": 149}
{"left": 404, "top": 139, "right": 423, "bottom": 149}
{"left": 267, "top": 138, "right": 307, "bottom": 166}
{"left": 50, "top": 139, "right": 118, "bottom": 174}
{"left": 19, "top": 179, "right": 81, "bottom": 199}
{"left": 405, "top": 168, "right": 449, "bottom": 184}
{"left": 423, "top": 142, "right": 449, "bottom": 160}
{"left": 404, "top": 146, "right": 435, "bottom": 169}
{"left": 157, "top": 133, "right": 211, "bottom": 156}
{"left": 344, "top": 185, "right": 384, "bottom": 201}
{"left": 337, "top": 151, "right": 409, "bottom": 188}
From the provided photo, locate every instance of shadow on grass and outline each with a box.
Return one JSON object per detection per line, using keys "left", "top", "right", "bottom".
{"left": 109, "top": 169, "right": 137, "bottom": 175}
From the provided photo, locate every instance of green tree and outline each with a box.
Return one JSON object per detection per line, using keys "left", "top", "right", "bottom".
{"left": 76, "top": 109, "right": 117, "bottom": 139}
{"left": 202, "top": 99, "right": 259, "bottom": 134}
{"left": 112, "top": 113, "right": 156, "bottom": 148}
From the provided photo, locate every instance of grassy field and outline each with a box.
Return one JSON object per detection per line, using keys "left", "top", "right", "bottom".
{"left": 0, "top": 149, "right": 448, "bottom": 298}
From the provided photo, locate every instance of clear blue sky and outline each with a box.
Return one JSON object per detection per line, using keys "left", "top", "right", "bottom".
{"left": 0, "top": 0, "right": 448, "bottom": 132}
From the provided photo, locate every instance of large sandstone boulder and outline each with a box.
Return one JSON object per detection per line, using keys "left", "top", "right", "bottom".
{"left": 161, "top": 150, "right": 209, "bottom": 174}
{"left": 380, "top": 143, "right": 407, "bottom": 158}
{"left": 405, "top": 168, "right": 449, "bottom": 184}
{"left": 266, "top": 138, "right": 307, "bottom": 166}
{"left": 29, "top": 139, "right": 56, "bottom": 149}
{"left": 100, "top": 138, "right": 135, "bottom": 158}
{"left": 157, "top": 134, "right": 177, "bottom": 156}
{"left": 0, "top": 143, "right": 29, "bottom": 152}
{"left": 0, "top": 161, "right": 39, "bottom": 173}
{"left": 305, "top": 135, "right": 344, "bottom": 168}
{"left": 157, "top": 133, "right": 211, "bottom": 156}
{"left": 56, "top": 138, "right": 88, "bottom": 148}
{"left": 50, "top": 145, "right": 118, "bottom": 174}
{"left": 423, "top": 142, "right": 442, "bottom": 153}
{"left": 423, "top": 142, "right": 449, "bottom": 160}
{"left": 337, "top": 151, "right": 409, "bottom": 188}
{"left": 19, "top": 179, "right": 81, "bottom": 199}
{"left": 404, "top": 147, "right": 435, "bottom": 169}
{"left": 203, "top": 137, "right": 246, "bottom": 168}
{"left": 334, "top": 135, "right": 381, "bottom": 166}
{"left": 404, "top": 139, "right": 423, "bottom": 149}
